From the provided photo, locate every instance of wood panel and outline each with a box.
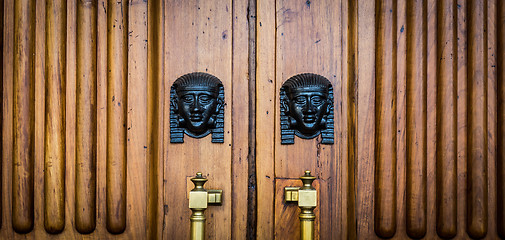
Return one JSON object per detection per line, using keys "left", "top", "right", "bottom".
{"left": 75, "top": 0, "right": 97, "bottom": 234}
{"left": 273, "top": 0, "right": 340, "bottom": 239}
{"left": 406, "top": 0, "right": 428, "bottom": 239}
{"left": 467, "top": 0, "right": 488, "bottom": 238}
{"left": 256, "top": 0, "right": 276, "bottom": 238}
{"left": 374, "top": 0, "right": 397, "bottom": 237}
{"left": 343, "top": 0, "right": 357, "bottom": 238}
{"left": 106, "top": 0, "right": 128, "bottom": 234}
{"left": 2, "top": 0, "right": 151, "bottom": 238}
{"left": 44, "top": 0, "right": 66, "bottom": 234}
{"left": 456, "top": 0, "right": 469, "bottom": 238}
{"left": 12, "top": 0, "right": 36, "bottom": 233}
{"left": 231, "top": 0, "right": 251, "bottom": 238}
{"left": 147, "top": 0, "right": 164, "bottom": 239}
{"left": 356, "top": 0, "right": 376, "bottom": 238}
{"left": 351, "top": 0, "right": 503, "bottom": 238}
{"left": 435, "top": 0, "right": 457, "bottom": 238}
{"left": 163, "top": 0, "right": 234, "bottom": 239}
{"left": 126, "top": 0, "right": 148, "bottom": 238}
{"left": 1, "top": 0, "right": 504, "bottom": 239}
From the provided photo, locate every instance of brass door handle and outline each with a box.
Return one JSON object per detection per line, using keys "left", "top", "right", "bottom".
{"left": 284, "top": 170, "right": 317, "bottom": 240}
{"left": 188, "top": 172, "right": 222, "bottom": 240}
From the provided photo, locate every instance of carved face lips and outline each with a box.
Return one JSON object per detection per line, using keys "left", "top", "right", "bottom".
{"left": 178, "top": 90, "right": 218, "bottom": 134}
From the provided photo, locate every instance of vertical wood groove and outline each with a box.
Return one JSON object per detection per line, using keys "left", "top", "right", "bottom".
{"left": 75, "top": 0, "right": 97, "bottom": 234}
{"left": 406, "top": 0, "right": 427, "bottom": 238}
{"left": 147, "top": 0, "right": 163, "bottom": 239}
{"left": 467, "top": 0, "right": 488, "bottom": 238}
{"left": 498, "top": 0, "right": 505, "bottom": 238}
{"left": 246, "top": 0, "right": 257, "bottom": 239}
{"left": 346, "top": 0, "right": 357, "bottom": 238}
{"left": 0, "top": 0, "right": 3, "bottom": 229}
{"left": 374, "top": 0, "right": 397, "bottom": 238}
{"left": 44, "top": 0, "right": 66, "bottom": 234}
{"left": 12, "top": 0, "right": 35, "bottom": 233}
{"left": 435, "top": 0, "right": 457, "bottom": 238}
{"left": 106, "top": 0, "right": 128, "bottom": 234}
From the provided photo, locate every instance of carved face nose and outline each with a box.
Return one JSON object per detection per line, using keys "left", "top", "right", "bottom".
{"left": 304, "top": 102, "right": 316, "bottom": 113}
{"left": 191, "top": 101, "right": 203, "bottom": 112}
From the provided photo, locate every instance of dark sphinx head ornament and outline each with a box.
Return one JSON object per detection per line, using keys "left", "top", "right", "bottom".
{"left": 280, "top": 73, "right": 334, "bottom": 144}
{"left": 170, "top": 72, "right": 224, "bottom": 143}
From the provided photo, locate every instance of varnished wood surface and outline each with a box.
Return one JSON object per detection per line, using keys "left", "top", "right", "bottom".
{"left": 406, "top": 0, "right": 428, "bottom": 238}
{"left": 1, "top": 0, "right": 504, "bottom": 239}
{"left": 271, "top": 0, "right": 341, "bottom": 239}
{"left": 75, "top": 0, "right": 97, "bottom": 234}
{"left": 12, "top": 0, "right": 36, "bottom": 233}
{"left": 255, "top": 0, "right": 276, "bottom": 239}
{"left": 147, "top": 0, "right": 163, "bottom": 239}
{"left": 43, "top": 0, "right": 66, "bottom": 234}
{"left": 0, "top": 0, "right": 4, "bottom": 229}
{"left": 274, "top": 179, "right": 320, "bottom": 240}
{"left": 231, "top": 0, "right": 251, "bottom": 238}
{"left": 374, "top": 0, "right": 397, "bottom": 237}
{"left": 467, "top": 0, "right": 488, "bottom": 238}
{"left": 162, "top": 0, "right": 235, "bottom": 239}
{"left": 106, "top": 0, "right": 128, "bottom": 234}
{"left": 435, "top": 0, "right": 457, "bottom": 238}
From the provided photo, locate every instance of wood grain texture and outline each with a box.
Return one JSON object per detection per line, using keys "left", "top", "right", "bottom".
{"left": 0, "top": 0, "right": 3, "bottom": 229}
{"left": 456, "top": 1, "right": 469, "bottom": 238}
{"left": 426, "top": 1, "right": 437, "bottom": 238}
{"left": 356, "top": 0, "right": 376, "bottom": 238}
{"left": 231, "top": 0, "right": 250, "bottom": 238}
{"left": 374, "top": 0, "right": 397, "bottom": 237}
{"left": 147, "top": 0, "right": 164, "bottom": 239}
{"left": 498, "top": 0, "right": 505, "bottom": 237}
{"left": 486, "top": 1, "right": 498, "bottom": 239}
{"left": 273, "top": 0, "right": 340, "bottom": 239}
{"left": 435, "top": 0, "right": 457, "bottom": 238}
{"left": 269, "top": 0, "right": 342, "bottom": 238}
{"left": 274, "top": 179, "right": 320, "bottom": 240}
{"left": 106, "top": 0, "right": 128, "bottom": 234}
{"left": 256, "top": 0, "right": 276, "bottom": 238}
{"left": 344, "top": 0, "right": 357, "bottom": 238}
{"left": 75, "top": 0, "right": 97, "bottom": 234}
{"left": 0, "top": 1, "right": 503, "bottom": 239}
{"left": 467, "top": 0, "right": 489, "bottom": 238}
{"left": 126, "top": 0, "right": 148, "bottom": 237}
{"left": 395, "top": 0, "right": 408, "bottom": 238}
{"left": 12, "top": 0, "right": 35, "bottom": 233}
{"left": 405, "top": 0, "right": 427, "bottom": 239}
{"left": 2, "top": 0, "right": 13, "bottom": 235}
{"left": 246, "top": 0, "right": 257, "bottom": 238}
{"left": 44, "top": 0, "right": 66, "bottom": 234}
{"left": 163, "top": 1, "right": 233, "bottom": 239}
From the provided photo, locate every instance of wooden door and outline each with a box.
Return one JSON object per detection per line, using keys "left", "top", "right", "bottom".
{"left": 1, "top": 0, "right": 505, "bottom": 239}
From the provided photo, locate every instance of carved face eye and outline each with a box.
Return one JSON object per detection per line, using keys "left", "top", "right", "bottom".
{"left": 294, "top": 96, "right": 306, "bottom": 104}
{"left": 311, "top": 96, "right": 324, "bottom": 105}
{"left": 198, "top": 94, "right": 212, "bottom": 104}
{"left": 182, "top": 95, "right": 194, "bottom": 103}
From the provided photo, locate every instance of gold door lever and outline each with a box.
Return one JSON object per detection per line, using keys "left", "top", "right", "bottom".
{"left": 188, "top": 172, "right": 222, "bottom": 240}
{"left": 284, "top": 170, "right": 317, "bottom": 240}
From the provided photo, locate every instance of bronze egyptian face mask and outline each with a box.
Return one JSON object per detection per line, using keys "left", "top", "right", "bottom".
{"left": 170, "top": 72, "right": 224, "bottom": 143}
{"left": 280, "top": 73, "right": 334, "bottom": 144}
